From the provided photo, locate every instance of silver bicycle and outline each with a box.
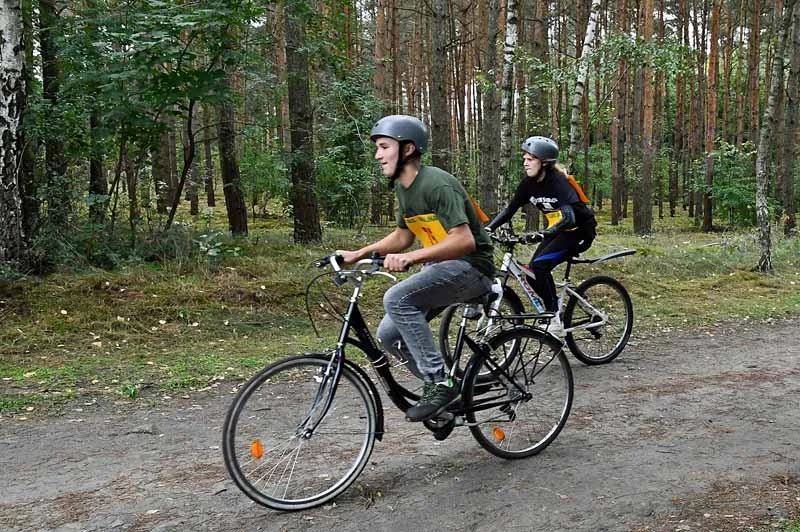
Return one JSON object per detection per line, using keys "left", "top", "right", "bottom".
{"left": 439, "top": 227, "right": 635, "bottom": 365}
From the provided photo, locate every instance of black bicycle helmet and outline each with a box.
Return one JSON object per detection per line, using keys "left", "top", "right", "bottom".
{"left": 369, "top": 115, "right": 428, "bottom": 154}
{"left": 521, "top": 136, "right": 559, "bottom": 163}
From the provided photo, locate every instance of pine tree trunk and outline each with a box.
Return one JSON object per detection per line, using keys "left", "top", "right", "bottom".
{"left": 703, "top": 0, "right": 721, "bottom": 232}
{"left": 40, "top": 0, "right": 69, "bottom": 228}
{"left": 479, "top": 0, "right": 500, "bottom": 214}
{"left": 782, "top": 1, "right": 799, "bottom": 235}
{"left": 611, "top": 0, "right": 629, "bottom": 225}
{"left": 633, "top": 0, "right": 654, "bottom": 235}
{"left": 202, "top": 106, "right": 216, "bottom": 208}
{"left": 430, "top": 0, "right": 452, "bottom": 172}
{"left": 89, "top": 110, "right": 108, "bottom": 224}
{"left": 0, "top": 0, "right": 26, "bottom": 266}
{"left": 747, "top": 0, "right": 762, "bottom": 144}
{"left": 285, "top": 2, "right": 320, "bottom": 243}
{"left": 218, "top": 83, "right": 248, "bottom": 235}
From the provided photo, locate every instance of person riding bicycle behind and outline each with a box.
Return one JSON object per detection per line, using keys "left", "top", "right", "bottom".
{"left": 338, "top": 115, "right": 495, "bottom": 422}
{"left": 485, "top": 136, "right": 597, "bottom": 337}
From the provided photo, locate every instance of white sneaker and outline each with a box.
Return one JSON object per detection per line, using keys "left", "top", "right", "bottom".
{"left": 547, "top": 314, "right": 565, "bottom": 338}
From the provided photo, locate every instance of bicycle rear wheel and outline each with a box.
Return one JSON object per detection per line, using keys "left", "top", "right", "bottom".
{"left": 563, "top": 275, "right": 633, "bottom": 365}
{"left": 222, "top": 354, "right": 377, "bottom": 511}
{"left": 463, "top": 327, "right": 573, "bottom": 459}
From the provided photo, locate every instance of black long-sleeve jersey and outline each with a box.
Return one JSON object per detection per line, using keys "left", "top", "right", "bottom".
{"left": 487, "top": 167, "right": 597, "bottom": 234}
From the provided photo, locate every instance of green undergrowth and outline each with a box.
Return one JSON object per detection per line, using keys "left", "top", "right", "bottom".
{"left": 1, "top": 211, "right": 798, "bottom": 417}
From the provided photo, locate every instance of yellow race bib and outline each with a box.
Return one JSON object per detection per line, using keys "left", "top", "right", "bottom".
{"left": 404, "top": 213, "right": 448, "bottom": 247}
{"left": 544, "top": 210, "right": 563, "bottom": 228}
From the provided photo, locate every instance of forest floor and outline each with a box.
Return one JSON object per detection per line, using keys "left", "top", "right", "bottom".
{"left": 1, "top": 316, "right": 799, "bottom": 532}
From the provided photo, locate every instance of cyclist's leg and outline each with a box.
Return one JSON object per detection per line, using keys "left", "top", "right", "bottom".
{"left": 530, "top": 228, "right": 595, "bottom": 311}
{"left": 529, "top": 238, "right": 569, "bottom": 311}
{"left": 381, "top": 259, "right": 491, "bottom": 382}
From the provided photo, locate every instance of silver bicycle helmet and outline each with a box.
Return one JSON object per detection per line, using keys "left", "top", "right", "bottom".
{"left": 521, "top": 136, "right": 559, "bottom": 163}
{"left": 369, "top": 115, "right": 428, "bottom": 154}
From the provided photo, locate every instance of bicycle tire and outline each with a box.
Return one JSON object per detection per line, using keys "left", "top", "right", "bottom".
{"left": 222, "top": 354, "right": 377, "bottom": 511}
{"left": 438, "top": 286, "right": 525, "bottom": 375}
{"left": 563, "top": 275, "right": 633, "bottom": 365}
{"left": 462, "top": 327, "right": 573, "bottom": 459}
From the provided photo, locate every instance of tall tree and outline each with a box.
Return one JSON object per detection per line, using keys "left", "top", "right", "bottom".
{"left": 202, "top": 106, "right": 216, "bottom": 208}
{"left": 754, "top": 0, "right": 795, "bottom": 271}
{"left": 40, "top": 0, "right": 70, "bottom": 227}
{"left": 497, "top": 0, "right": 518, "bottom": 207}
{"left": 781, "top": 1, "right": 799, "bottom": 235}
{"left": 479, "top": 0, "right": 501, "bottom": 214}
{"left": 633, "top": 0, "right": 655, "bottom": 234}
{"left": 611, "top": 0, "right": 629, "bottom": 226}
{"left": 430, "top": 0, "right": 452, "bottom": 172}
{"left": 703, "top": 0, "right": 721, "bottom": 232}
{"left": 0, "top": 0, "right": 26, "bottom": 266}
{"left": 567, "top": 0, "right": 602, "bottom": 170}
{"left": 746, "top": 0, "right": 762, "bottom": 143}
{"left": 285, "top": 0, "right": 321, "bottom": 243}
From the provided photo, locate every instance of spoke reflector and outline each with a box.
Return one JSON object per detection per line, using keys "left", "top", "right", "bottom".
{"left": 251, "top": 439, "right": 264, "bottom": 459}
{"left": 493, "top": 427, "right": 506, "bottom": 441}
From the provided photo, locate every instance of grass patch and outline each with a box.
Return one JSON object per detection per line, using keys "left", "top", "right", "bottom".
{"left": 1, "top": 211, "right": 798, "bottom": 416}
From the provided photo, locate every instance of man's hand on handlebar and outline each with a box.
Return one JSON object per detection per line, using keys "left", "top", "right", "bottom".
{"left": 383, "top": 253, "right": 414, "bottom": 272}
{"left": 335, "top": 250, "right": 361, "bottom": 266}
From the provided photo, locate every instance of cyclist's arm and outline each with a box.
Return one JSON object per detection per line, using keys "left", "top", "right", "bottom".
{"left": 542, "top": 204, "right": 577, "bottom": 236}
{"left": 339, "top": 227, "right": 415, "bottom": 265}
{"left": 407, "top": 223, "right": 474, "bottom": 263}
{"left": 486, "top": 179, "right": 529, "bottom": 231}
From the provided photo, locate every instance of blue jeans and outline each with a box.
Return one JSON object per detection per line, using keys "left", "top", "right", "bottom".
{"left": 376, "top": 260, "right": 492, "bottom": 382}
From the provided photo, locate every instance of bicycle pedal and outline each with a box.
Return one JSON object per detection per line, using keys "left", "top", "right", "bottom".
{"left": 432, "top": 422, "right": 455, "bottom": 441}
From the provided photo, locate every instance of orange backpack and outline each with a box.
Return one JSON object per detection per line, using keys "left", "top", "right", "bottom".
{"left": 567, "top": 175, "right": 591, "bottom": 204}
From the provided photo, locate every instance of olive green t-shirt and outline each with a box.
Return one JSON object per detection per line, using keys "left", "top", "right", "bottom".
{"left": 395, "top": 165, "right": 495, "bottom": 277}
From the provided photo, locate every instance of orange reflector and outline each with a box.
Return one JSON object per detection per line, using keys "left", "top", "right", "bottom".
{"left": 493, "top": 427, "right": 506, "bottom": 441}
{"left": 251, "top": 440, "right": 264, "bottom": 459}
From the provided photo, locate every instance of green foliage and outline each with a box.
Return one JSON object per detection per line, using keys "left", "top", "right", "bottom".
{"left": 313, "top": 65, "right": 385, "bottom": 227}
{"left": 703, "top": 141, "right": 759, "bottom": 227}
{"left": 239, "top": 126, "right": 291, "bottom": 216}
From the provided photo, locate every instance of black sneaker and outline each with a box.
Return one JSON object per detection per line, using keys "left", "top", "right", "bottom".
{"left": 406, "top": 381, "right": 460, "bottom": 422}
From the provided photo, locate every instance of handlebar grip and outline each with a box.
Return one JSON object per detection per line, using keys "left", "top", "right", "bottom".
{"left": 314, "top": 254, "right": 344, "bottom": 269}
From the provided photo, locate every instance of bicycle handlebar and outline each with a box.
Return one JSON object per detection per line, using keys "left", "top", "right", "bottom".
{"left": 488, "top": 228, "right": 543, "bottom": 247}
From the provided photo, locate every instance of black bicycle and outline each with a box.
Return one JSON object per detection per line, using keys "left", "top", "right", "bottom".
{"left": 222, "top": 254, "right": 573, "bottom": 511}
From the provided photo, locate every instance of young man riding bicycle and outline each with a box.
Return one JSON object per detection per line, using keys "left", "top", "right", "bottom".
{"left": 338, "top": 115, "right": 494, "bottom": 422}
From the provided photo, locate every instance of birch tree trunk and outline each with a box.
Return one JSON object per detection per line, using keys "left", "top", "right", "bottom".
{"left": 0, "top": 0, "right": 26, "bottom": 266}
{"left": 497, "top": 0, "right": 517, "bottom": 208}
{"left": 754, "top": 1, "right": 795, "bottom": 272}
{"left": 567, "top": 0, "right": 602, "bottom": 170}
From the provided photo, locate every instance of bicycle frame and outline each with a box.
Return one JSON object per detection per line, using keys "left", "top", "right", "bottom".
{"left": 310, "top": 258, "right": 544, "bottom": 433}
{"left": 492, "top": 235, "right": 635, "bottom": 335}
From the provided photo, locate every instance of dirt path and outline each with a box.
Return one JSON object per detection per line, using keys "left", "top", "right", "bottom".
{"left": 2, "top": 318, "right": 799, "bottom": 532}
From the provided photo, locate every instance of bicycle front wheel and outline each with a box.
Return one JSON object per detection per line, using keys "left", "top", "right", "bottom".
{"left": 463, "top": 328, "right": 573, "bottom": 459}
{"left": 222, "top": 355, "right": 377, "bottom": 511}
{"left": 563, "top": 275, "right": 633, "bottom": 365}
